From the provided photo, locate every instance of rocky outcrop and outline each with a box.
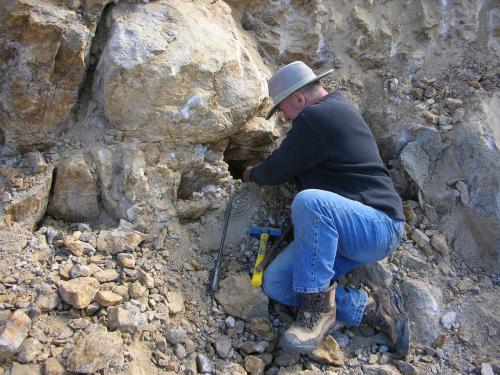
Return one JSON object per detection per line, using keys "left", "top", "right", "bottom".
{"left": 0, "top": 0, "right": 100, "bottom": 152}
{"left": 93, "top": 0, "right": 269, "bottom": 145}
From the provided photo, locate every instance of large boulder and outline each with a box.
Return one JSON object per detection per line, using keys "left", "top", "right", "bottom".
{"left": 47, "top": 153, "right": 100, "bottom": 222}
{"left": 0, "top": 0, "right": 96, "bottom": 152}
{"left": 93, "top": 0, "right": 269, "bottom": 145}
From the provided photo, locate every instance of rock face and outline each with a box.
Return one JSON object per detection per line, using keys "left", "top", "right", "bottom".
{"left": 0, "top": 0, "right": 97, "bottom": 151}
{"left": 0, "top": 310, "right": 31, "bottom": 360}
{"left": 47, "top": 153, "right": 100, "bottom": 222}
{"left": 93, "top": 0, "right": 268, "bottom": 146}
{"left": 66, "top": 330, "right": 122, "bottom": 373}
{"left": 215, "top": 273, "right": 268, "bottom": 320}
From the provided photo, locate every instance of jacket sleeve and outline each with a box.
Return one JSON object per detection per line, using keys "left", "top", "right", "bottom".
{"left": 249, "top": 117, "right": 325, "bottom": 186}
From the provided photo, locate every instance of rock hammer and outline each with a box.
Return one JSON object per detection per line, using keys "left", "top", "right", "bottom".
{"left": 248, "top": 225, "right": 282, "bottom": 287}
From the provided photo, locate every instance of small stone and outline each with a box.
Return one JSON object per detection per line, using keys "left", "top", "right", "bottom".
{"left": 445, "top": 97, "right": 463, "bottom": 110}
{"left": 240, "top": 340, "right": 269, "bottom": 354}
{"left": 411, "top": 229, "right": 430, "bottom": 248}
{"left": 70, "top": 264, "right": 91, "bottom": 279}
{"left": 481, "top": 363, "right": 494, "bottom": 375}
{"left": 16, "top": 337, "right": 42, "bottom": 363}
{"left": 456, "top": 277, "right": 475, "bottom": 293}
{"left": 97, "top": 229, "right": 142, "bottom": 255}
{"left": 175, "top": 343, "right": 186, "bottom": 359}
{"left": 455, "top": 181, "right": 469, "bottom": 206}
{"left": 0, "top": 310, "right": 31, "bottom": 360}
{"left": 310, "top": 335, "right": 344, "bottom": 366}
{"left": 58, "top": 277, "right": 99, "bottom": 309}
{"left": 441, "top": 311, "right": 457, "bottom": 330}
{"left": 215, "top": 273, "right": 268, "bottom": 320}
{"left": 438, "top": 114, "right": 452, "bottom": 125}
{"left": 215, "top": 335, "right": 232, "bottom": 358}
{"left": 452, "top": 108, "right": 465, "bottom": 123}
{"left": 362, "top": 364, "right": 401, "bottom": 375}
{"left": 66, "top": 330, "right": 122, "bottom": 373}
{"left": 423, "top": 110, "right": 438, "bottom": 125}
{"left": 166, "top": 327, "right": 187, "bottom": 345}
{"left": 9, "top": 363, "right": 42, "bottom": 375}
{"left": 245, "top": 355, "right": 265, "bottom": 375}
{"left": 275, "top": 350, "right": 300, "bottom": 367}
{"left": 95, "top": 291, "right": 123, "bottom": 307}
{"left": 107, "top": 302, "right": 147, "bottom": 333}
{"left": 63, "top": 235, "right": 86, "bottom": 256}
{"left": 137, "top": 269, "right": 155, "bottom": 289}
{"left": 117, "top": 253, "right": 136, "bottom": 268}
{"left": 431, "top": 233, "right": 449, "bottom": 255}
{"left": 225, "top": 316, "right": 236, "bottom": 328}
{"left": 35, "top": 290, "right": 60, "bottom": 312}
{"left": 43, "top": 357, "right": 65, "bottom": 375}
{"left": 196, "top": 353, "right": 212, "bottom": 373}
{"left": 92, "top": 269, "right": 119, "bottom": 283}
{"left": 166, "top": 291, "right": 184, "bottom": 314}
{"left": 250, "top": 317, "right": 274, "bottom": 341}
{"left": 432, "top": 333, "right": 446, "bottom": 348}
{"left": 424, "top": 86, "right": 437, "bottom": 98}
{"left": 129, "top": 281, "right": 147, "bottom": 299}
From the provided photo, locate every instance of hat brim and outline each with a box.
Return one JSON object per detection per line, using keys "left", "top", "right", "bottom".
{"left": 265, "top": 69, "right": 334, "bottom": 120}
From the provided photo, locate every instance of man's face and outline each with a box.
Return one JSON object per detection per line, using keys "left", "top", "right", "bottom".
{"left": 278, "top": 91, "right": 307, "bottom": 122}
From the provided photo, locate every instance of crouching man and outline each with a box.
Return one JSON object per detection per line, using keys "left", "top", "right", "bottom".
{"left": 242, "top": 61, "right": 410, "bottom": 357}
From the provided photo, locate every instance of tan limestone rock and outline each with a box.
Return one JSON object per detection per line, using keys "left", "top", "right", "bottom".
{"left": 0, "top": 310, "right": 31, "bottom": 360}
{"left": 58, "top": 277, "right": 99, "bottom": 309}
{"left": 95, "top": 291, "right": 123, "bottom": 307}
{"left": 3, "top": 166, "right": 54, "bottom": 231}
{"left": 166, "top": 291, "right": 185, "bottom": 315}
{"left": 0, "top": 0, "right": 94, "bottom": 151}
{"left": 128, "top": 281, "right": 147, "bottom": 299}
{"left": 96, "top": 229, "right": 142, "bottom": 255}
{"left": 9, "top": 363, "right": 42, "bottom": 375}
{"left": 63, "top": 235, "right": 86, "bottom": 257}
{"left": 136, "top": 269, "right": 154, "bottom": 289}
{"left": 116, "top": 253, "right": 135, "bottom": 268}
{"left": 107, "top": 303, "right": 147, "bottom": 333}
{"left": 215, "top": 273, "right": 268, "bottom": 321}
{"left": 93, "top": 269, "right": 119, "bottom": 283}
{"left": 43, "top": 357, "right": 66, "bottom": 375}
{"left": 310, "top": 335, "right": 344, "bottom": 366}
{"left": 66, "top": 330, "right": 122, "bottom": 373}
{"left": 47, "top": 154, "right": 100, "bottom": 222}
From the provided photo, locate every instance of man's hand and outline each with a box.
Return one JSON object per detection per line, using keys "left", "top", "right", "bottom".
{"left": 242, "top": 166, "right": 253, "bottom": 183}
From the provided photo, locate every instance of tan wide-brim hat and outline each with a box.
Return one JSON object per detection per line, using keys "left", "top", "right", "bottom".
{"left": 265, "top": 61, "right": 334, "bottom": 120}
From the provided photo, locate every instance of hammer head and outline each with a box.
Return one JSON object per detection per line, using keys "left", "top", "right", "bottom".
{"left": 248, "top": 225, "right": 282, "bottom": 239}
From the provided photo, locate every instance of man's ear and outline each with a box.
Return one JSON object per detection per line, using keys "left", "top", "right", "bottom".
{"left": 293, "top": 91, "right": 306, "bottom": 106}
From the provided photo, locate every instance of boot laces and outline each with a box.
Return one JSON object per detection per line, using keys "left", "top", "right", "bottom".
{"left": 295, "top": 293, "right": 326, "bottom": 330}
{"left": 364, "top": 302, "right": 390, "bottom": 333}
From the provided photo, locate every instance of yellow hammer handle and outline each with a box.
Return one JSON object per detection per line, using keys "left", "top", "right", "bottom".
{"left": 251, "top": 233, "right": 269, "bottom": 287}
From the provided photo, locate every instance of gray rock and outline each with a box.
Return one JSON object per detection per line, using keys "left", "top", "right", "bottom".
{"left": 215, "top": 273, "right": 269, "bottom": 321}
{"left": 166, "top": 327, "right": 187, "bottom": 345}
{"left": 196, "top": 353, "right": 212, "bottom": 373}
{"left": 393, "top": 360, "right": 418, "bottom": 375}
{"left": 215, "top": 335, "right": 232, "bottom": 358}
{"left": 274, "top": 350, "right": 300, "bottom": 367}
{"left": 16, "top": 337, "right": 42, "bottom": 363}
{"left": 107, "top": 302, "right": 147, "bottom": 333}
{"left": 245, "top": 355, "right": 266, "bottom": 375}
{"left": 401, "top": 279, "right": 442, "bottom": 343}
{"left": 441, "top": 311, "right": 457, "bottom": 330}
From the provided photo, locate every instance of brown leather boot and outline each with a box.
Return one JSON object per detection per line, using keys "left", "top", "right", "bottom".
{"left": 362, "top": 285, "right": 411, "bottom": 357}
{"left": 280, "top": 283, "right": 336, "bottom": 354}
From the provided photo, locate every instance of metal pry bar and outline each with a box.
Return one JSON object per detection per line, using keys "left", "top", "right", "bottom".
{"left": 209, "top": 185, "right": 234, "bottom": 294}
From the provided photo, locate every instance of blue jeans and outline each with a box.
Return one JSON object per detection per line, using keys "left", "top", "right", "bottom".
{"left": 262, "top": 189, "right": 404, "bottom": 327}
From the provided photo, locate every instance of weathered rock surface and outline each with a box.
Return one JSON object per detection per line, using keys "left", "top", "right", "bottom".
{"left": 66, "top": 330, "right": 122, "bottom": 373}
{"left": 0, "top": 310, "right": 31, "bottom": 361}
{"left": 215, "top": 273, "right": 268, "bottom": 320}
{"left": 47, "top": 154, "right": 100, "bottom": 222}
{"left": 3, "top": 166, "right": 54, "bottom": 231}
{"left": 96, "top": 229, "right": 142, "bottom": 255}
{"left": 0, "top": 0, "right": 97, "bottom": 151}
{"left": 310, "top": 335, "right": 344, "bottom": 366}
{"left": 93, "top": 0, "right": 268, "bottom": 145}
{"left": 58, "top": 277, "right": 99, "bottom": 309}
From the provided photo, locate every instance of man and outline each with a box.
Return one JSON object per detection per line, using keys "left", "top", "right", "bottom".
{"left": 242, "top": 61, "right": 410, "bottom": 356}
